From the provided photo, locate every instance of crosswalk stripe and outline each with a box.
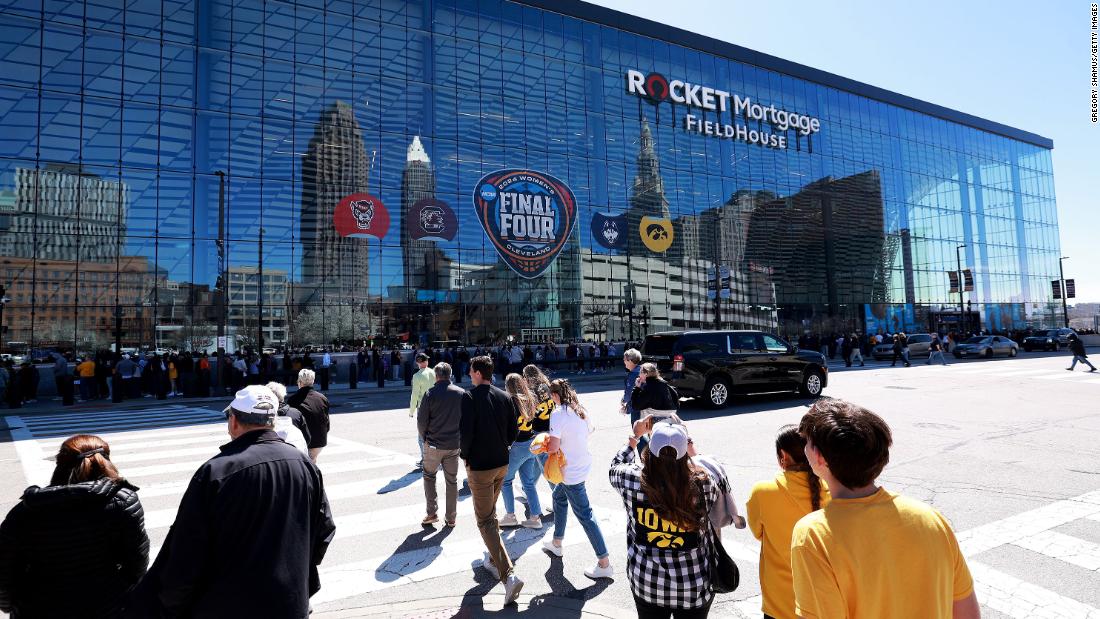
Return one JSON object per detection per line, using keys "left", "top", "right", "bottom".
{"left": 106, "top": 431, "right": 227, "bottom": 450}
{"left": 958, "top": 490, "right": 1100, "bottom": 556}
{"left": 21, "top": 405, "right": 190, "bottom": 422}
{"left": 1033, "top": 372, "right": 1100, "bottom": 382}
{"left": 969, "top": 561, "right": 1100, "bottom": 618}
{"left": 22, "top": 409, "right": 221, "bottom": 429}
{"left": 20, "top": 415, "right": 224, "bottom": 437}
{"left": 112, "top": 443, "right": 240, "bottom": 465}
{"left": 1012, "top": 530, "right": 1100, "bottom": 571}
{"left": 122, "top": 443, "right": 362, "bottom": 478}
{"left": 98, "top": 422, "right": 228, "bottom": 442}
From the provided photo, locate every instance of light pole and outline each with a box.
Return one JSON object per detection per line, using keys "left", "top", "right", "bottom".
{"left": 1058, "top": 256, "right": 1070, "bottom": 328}
{"left": 955, "top": 245, "right": 966, "bottom": 334}
{"left": 0, "top": 285, "right": 8, "bottom": 355}
{"left": 257, "top": 227, "right": 265, "bottom": 351}
{"left": 215, "top": 170, "right": 227, "bottom": 354}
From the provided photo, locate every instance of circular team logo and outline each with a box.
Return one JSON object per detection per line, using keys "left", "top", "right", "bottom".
{"left": 640, "top": 216, "right": 674, "bottom": 253}
{"left": 334, "top": 192, "right": 390, "bottom": 239}
{"left": 473, "top": 169, "right": 578, "bottom": 279}
{"left": 643, "top": 72, "right": 670, "bottom": 104}
{"left": 408, "top": 197, "right": 457, "bottom": 242}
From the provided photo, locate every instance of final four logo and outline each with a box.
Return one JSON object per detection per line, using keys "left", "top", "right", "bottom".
{"left": 473, "top": 169, "right": 578, "bottom": 279}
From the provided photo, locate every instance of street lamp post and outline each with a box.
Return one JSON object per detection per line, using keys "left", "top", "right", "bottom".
{"left": 0, "top": 284, "right": 8, "bottom": 356}
{"left": 1058, "top": 256, "right": 1070, "bottom": 328}
{"left": 956, "top": 245, "right": 966, "bottom": 335}
{"left": 257, "top": 227, "right": 265, "bottom": 351}
{"left": 215, "top": 171, "right": 227, "bottom": 354}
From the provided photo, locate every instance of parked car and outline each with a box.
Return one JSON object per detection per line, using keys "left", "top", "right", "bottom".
{"left": 641, "top": 330, "right": 828, "bottom": 409}
{"left": 953, "top": 336, "right": 1019, "bottom": 359}
{"left": 1022, "top": 328, "right": 1077, "bottom": 352}
{"left": 872, "top": 333, "right": 935, "bottom": 360}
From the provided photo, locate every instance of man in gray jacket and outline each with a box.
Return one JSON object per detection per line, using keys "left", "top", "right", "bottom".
{"left": 417, "top": 362, "right": 464, "bottom": 527}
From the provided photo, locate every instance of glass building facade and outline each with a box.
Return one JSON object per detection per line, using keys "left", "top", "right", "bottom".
{"left": 0, "top": 0, "right": 1062, "bottom": 351}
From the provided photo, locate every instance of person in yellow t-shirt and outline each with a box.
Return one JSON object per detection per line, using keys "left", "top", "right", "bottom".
{"left": 746, "top": 425, "right": 830, "bottom": 619}
{"left": 790, "top": 399, "right": 980, "bottom": 619}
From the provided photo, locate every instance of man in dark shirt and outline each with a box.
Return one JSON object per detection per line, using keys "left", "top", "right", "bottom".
{"left": 417, "top": 362, "right": 464, "bottom": 527}
{"left": 134, "top": 385, "right": 335, "bottom": 618}
{"left": 460, "top": 355, "right": 523, "bottom": 605}
{"left": 287, "top": 369, "right": 330, "bottom": 464}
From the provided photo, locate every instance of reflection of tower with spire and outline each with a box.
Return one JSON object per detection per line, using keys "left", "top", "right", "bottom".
{"left": 400, "top": 135, "right": 438, "bottom": 302}
{"left": 627, "top": 118, "right": 671, "bottom": 256}
{"left": 299, "top": 101, "right": 371, "bottom": 306}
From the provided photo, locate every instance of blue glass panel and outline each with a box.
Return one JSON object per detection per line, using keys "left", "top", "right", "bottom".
{"left": 37, "top": 92, "right": 82, "bottom": 163}
{"left": 231, "top": 53, "right": 264, "bottom": 118}
{"left": 0, "top": 0, "right": 41, "bottom": 18}
{"left": 296, "top": 5, "right": 326, "bottom": 66}
{"left": 158, "top": 107, "right": 193, "bottom": 171}
{"left": 0, "top": 87, "right": 37, "bottom": 159}
{"left": 263, "top": 59, "right": 295, "bottom": 119}
{"left": 43, "top": 0, "right": 83, "bottom": 28}
{"left": 232, "top": 3, "right": 265, "bottom": 57}
{"left": 0, "top": 16, "right": 41, "bottom": 90}
{"left": 195, "top": 109, "right": 230, "bottom": 174}
{"left": 163, "top": 0, "right": 195, "bottom": 44}
{"left": 87, "top": 0, "right": 125, "bottom": 34}
{"left": 82, "top": 98, "right": 122, "bottom": 167}
{"left": 161, "top": 42, "right": 195, "bottom": 109}
{"left": 41, "top": 24, "right": 83, "bottom": 94}
{"left": 124, "top": 37, "right": 161, "bottom": 104}
{"left": 84, "top": 33, "right": 124, "bottom": 99}
{"left": 121, "top": 103, "right": 159, "bottom": 168}
{"left": 264, "top": 1, "right": 296, "bottom": 63}
{"left": 125, "top": 0, "right": 162, "bottom": 38}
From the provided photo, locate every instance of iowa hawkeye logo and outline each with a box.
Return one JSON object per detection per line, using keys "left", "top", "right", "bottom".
{"left": 473, "top": 169, "right": 578, "bottom": 279}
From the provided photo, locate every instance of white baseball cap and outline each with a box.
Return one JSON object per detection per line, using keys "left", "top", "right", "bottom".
{"left": 648, "top": 420, "right": 690, "bottom": 460}
{"left": 224, "top": 385, "right": 278, "bottom": 425}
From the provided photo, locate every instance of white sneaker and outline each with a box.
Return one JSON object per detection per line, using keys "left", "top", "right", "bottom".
{"left": 584, "top": 562, "right": 614, "bottom": 579}
{"left": 503, "top": 574, "right": 524, "bottom": 605}
{"left": 480, "top": 553, "right": 500, "bottom": 580}
{"left": 520, "top": 516, "right": 543, "bottom": 529}
{"left": 499, "top": 513, "right": 519, "bottom": 527}
{"left": 542, "top": 539, "right": 563, "bottom": 557}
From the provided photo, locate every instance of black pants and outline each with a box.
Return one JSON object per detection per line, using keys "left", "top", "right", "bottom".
{"left": 633, "top": 596, "right": 711, "bottom": 619}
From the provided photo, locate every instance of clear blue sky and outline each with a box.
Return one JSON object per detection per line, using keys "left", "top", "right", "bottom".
{"left": 589, "top": 0, "right": 1099, "bottom": 302}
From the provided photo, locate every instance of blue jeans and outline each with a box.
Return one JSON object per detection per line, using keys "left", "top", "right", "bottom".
{"left": 1070, "top": 355, "right": 1096, "bottom": 370}
{"left": 552, "top": 481, "right": 609, "bottom": 559}
{"left": 502, "top": 439, "right": 543, "bottom": 515}
{"left": 628, "top": 407, "right": 650, "bottom": 455}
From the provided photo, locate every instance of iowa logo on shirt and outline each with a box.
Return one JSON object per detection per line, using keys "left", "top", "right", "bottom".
{"left": 633, "top": 502, "right": 699, "bottom": 550}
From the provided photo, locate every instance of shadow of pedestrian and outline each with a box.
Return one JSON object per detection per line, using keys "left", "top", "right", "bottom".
{"left": 526, "top": 556, "right": 613, "bottom": 617}
{"left": 377, "top": 469, "right": 421, "bottom": 495}
{"left": 373, "top": 526, "right": 455, "bottom": 583}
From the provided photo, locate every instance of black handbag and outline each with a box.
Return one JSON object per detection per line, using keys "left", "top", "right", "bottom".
{"left": 698, "top": 478, "right": 739, "bottom": 593}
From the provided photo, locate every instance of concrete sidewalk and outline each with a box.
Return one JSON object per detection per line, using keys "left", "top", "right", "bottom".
{"left": 314, "top": 593, "right": 625, "bottom": 618}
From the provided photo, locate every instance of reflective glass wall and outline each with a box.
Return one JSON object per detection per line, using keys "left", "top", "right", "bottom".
{"left": 0, "top": 0, "right": 1061, "bottom": 351}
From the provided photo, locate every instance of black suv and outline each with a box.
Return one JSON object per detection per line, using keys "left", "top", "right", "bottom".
{"left": 641, "top": 330, "right": 828, "bottom": 408}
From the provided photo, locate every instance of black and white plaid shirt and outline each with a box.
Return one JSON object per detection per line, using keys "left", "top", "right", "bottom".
{"left": 609, "top": 444, "right": 718, "bottom": 609}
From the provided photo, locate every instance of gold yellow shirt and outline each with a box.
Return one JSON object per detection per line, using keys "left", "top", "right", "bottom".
{"left": 791, "top": 487, "right": 973, "bottom": 619}
{"left": 746, "top": 470, "right": 830, "bottom": 619}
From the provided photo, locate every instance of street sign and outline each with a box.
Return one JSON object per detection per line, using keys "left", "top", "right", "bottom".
{"left": 1051, "top": 279, "right": 1062, "bottom": 299}
{"left": 1066, "top": 279, "right": 1075, "bottom": 298}
{"left": 962, "top": 269, "right": 974, "bottom": 292}
{"left": 948, "top": 271, "right": 960, "bottom": 294}
{"left": 217, "top": 336, "right": 228, "bottom": 350}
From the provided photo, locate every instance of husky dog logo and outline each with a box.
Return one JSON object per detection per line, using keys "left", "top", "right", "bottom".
{"left": 473, "top": 169, "right": 577, "bottom": 279}
{"left": 408, "top": 198, "right": 458, "bottom": 242}
{"left": 591, "top": 212, "right": 627, "bottom": 251}
{"left": 350, "top": 198, "right": 375, "bottom": 230}
{"left": 334, "top": 193, "right": 390, "bottom": 239}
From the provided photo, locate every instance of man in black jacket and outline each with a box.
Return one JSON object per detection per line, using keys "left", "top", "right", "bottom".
{"left": 136, "top": 385, "right": 336, "bottom": 618}
{"left": 460, "top": 355, "right": 523, "bottom": 605}
{"left": 1067, "top": 334, "right": 1096, "bottom": 371}
{"left": 287, "top": 369, "right": 330, "bottom": 463}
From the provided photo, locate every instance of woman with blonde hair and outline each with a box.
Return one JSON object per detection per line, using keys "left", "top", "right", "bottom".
{"left": 499, "top": 373, "right": 545, "bottom": 528}
{"left": 0, "top": 435, "right": 149, "bottom": 617}
{"left": 542, "top": 379, "right": 612, "bottom": 579}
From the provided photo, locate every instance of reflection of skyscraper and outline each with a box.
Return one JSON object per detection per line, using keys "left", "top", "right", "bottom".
{"left": 299, "top": 101, "right": 371, "bottom": 305}
{"left": 400, "top": 136, "right": 437, "bottom": 300}
{"left": 0, "top": 164, "right": 129, "bottom": 262}
{"left": 743, "top": 170, "right": 887, "bottom": 307}
{"left": 626, "top": 118, "right": 671, "bottom": 256}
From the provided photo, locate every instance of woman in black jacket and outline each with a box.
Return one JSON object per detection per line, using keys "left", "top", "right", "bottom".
{"left": 630, "top": 363, "right": 680, "bottom": 414}
{"left": 0, "top": 435, "right": 149, "bottom": 618}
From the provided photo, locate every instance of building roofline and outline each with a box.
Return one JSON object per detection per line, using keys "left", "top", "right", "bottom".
{"left": 513, "top": 0, "right": 1054, "bottom": 150}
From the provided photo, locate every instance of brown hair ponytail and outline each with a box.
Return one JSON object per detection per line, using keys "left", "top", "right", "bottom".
{"left": 775, "top": 425, "right": 822, "bottom": 511}
{"left": 50, "top": 435, "right": 122, "bottom": 486}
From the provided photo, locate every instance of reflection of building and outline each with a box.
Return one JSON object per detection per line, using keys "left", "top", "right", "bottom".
{"left": 0, "top": 255, "right": 157, "bottom": 346}
{"left": 400, "top": 136, "right": 436, "bottom": 300}
{"left": 0, "top": 165, "right": 129, "bottom": 262}
{"left": 227, "top": 266, "right": 289, "bottom": 344}
{"left": 299, "top": 101, "right": 371, "bottom": 306}
{"left": 625, "top": 119, "right": 672, "bottom": 257}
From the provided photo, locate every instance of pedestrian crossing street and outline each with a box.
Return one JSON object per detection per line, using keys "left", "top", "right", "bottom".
{"left": 6, "top": 406, "right": 1100, "bottom": 617}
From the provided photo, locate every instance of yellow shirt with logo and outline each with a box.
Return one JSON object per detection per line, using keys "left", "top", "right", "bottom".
{"left": 791, "top": 487, "right": 973, "bottom": 619}
{"left": 745, "top": 470, "right": 830, "bottom": 619}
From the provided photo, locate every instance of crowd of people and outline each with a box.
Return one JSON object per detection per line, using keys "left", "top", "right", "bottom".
{"left": 0, "top": 339, "right": 1014, "bottom": 617}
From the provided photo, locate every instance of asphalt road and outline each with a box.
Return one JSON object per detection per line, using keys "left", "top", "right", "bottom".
{"left": 1, "top": 352, "right": 1098, "bottom": 618}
